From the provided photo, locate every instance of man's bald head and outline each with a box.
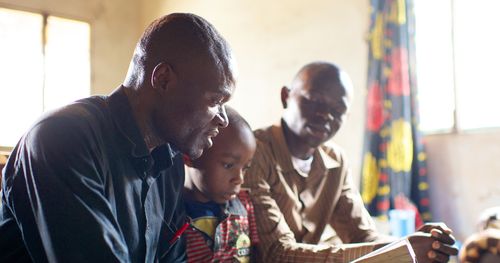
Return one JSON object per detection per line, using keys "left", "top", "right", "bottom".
{"left": 290, "top": 61, "right": 353, "bottom": 100}
{"left": 125, "top": 13, "right": 236, "bottom": 89}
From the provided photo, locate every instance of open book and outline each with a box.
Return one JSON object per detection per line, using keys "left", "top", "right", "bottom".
{"left": 351, "top": 238, "right": 416, "bottom": 263}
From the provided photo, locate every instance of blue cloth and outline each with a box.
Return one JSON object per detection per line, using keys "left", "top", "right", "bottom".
{"left": 0, "top": 86, "right": 186, "bottom": 262}
{"left": 185, "top": 200, "right": 223, "bottom": 220}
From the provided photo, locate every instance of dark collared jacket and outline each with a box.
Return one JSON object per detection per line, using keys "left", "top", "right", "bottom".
{"left": 0, "top": 86, "right": 186, "bottom": 262}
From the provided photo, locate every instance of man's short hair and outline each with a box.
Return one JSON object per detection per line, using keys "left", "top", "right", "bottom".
{"left": 135, "top": 13, "right": 235, "bottom": 87}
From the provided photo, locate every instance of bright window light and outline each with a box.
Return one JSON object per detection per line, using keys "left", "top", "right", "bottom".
{"left": 414, "top": 0, "right": 455, "bottom": 132}
{"left": 45, "top": 16, "right": 90, "bottom": 111}
{"left": 0, "top": 8, "right": 90, "bottom": 147}
{"left": 415, "top": 0, "right": 500, "bottom": 132}
{"left": 453, "top": 0, "right": 500, "bottom": 130}
{"left": 0, "top": 8, "right": 44, "bottom": 147}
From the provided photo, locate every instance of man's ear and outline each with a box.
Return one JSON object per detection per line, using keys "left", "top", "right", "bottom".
{"left": 151, "top": 62, "right": 173, "bottom": 91}
{"left": 281, "top": 86, "right": 290, "bottom": 109}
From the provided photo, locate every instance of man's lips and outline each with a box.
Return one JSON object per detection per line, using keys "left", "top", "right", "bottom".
{"left": 306, "top": 123, "right": 330, "bottom": 135}
{"left": 206, "top": 129, "right": 219, "bottom": 139}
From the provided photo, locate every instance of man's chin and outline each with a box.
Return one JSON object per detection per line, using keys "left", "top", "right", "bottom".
{"left": 186, "top": 148, "right": 204, "bottom": 160}
{"left": 182, "top": 138, "right": 213, "bottom": 160}
{"left": 307, "top": 138, "right": 326, "bottom": 149}
{"left": 306, "top": 133, "right": 335, "bottom": 148}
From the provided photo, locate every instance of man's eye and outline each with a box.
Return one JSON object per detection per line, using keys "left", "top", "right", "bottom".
{"left": 211, "top": 97, "right": 224, "bottom": 107}
{"left": 222, "top": 163, "right": 234, "bottom": 169}
{"left": 309, "top": 97, "right": 318, "bottom": 102}
{"left": 304, "top": 96, "right": 319, "bottom": 103}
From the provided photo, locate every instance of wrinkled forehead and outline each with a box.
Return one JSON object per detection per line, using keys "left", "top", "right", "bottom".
{"left": 295, "top": 71, "right": 351, "bottom": 99}
{"left": 181, "top": 55, "right": 236, "bottom": 95}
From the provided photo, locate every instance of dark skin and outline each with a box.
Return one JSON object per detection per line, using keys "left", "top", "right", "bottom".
{"left": 459, "top": 227, "right": 500, "bottom": 262}
{"left": 122, "top": 13, "right": 237, "bottom": 159}
{"left": 281, "top": 62, "right": 458, "bottom": 262}
{"left": 184, "top": 113, "right": 256, "bottom": 204}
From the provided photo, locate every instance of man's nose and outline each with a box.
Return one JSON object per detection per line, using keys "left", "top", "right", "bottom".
{"left": 216, "top": 105, "right": 229, "bottom": 128}
{"left": 316, "top": 107, "right": 333, "bottom": 122}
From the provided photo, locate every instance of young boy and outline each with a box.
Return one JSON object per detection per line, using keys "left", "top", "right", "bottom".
{"left": 183, "top": 107, "right": 259, "bottom": 263}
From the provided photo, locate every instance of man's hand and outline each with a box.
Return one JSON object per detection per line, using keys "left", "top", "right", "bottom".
{"left": 408, "top": 223, "right": 458, "bottom": 263}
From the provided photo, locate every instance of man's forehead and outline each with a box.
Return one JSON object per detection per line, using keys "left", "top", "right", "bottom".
{"left": 203, "top": 83, "right": 234, "bottom": 101}
{"left": 298, "top": 80, "right": 345, "bottom": 95}
{"left": 213, "top": 83, "right": 234, "bottom": 96}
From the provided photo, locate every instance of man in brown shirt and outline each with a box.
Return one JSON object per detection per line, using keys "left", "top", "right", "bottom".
{"left": 243, "top": 61, "right": 458, "bottom": 262}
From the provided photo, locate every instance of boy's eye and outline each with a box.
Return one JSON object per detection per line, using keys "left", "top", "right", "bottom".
{"left": 222, "top": 163, "right": 234, "bottom": 169}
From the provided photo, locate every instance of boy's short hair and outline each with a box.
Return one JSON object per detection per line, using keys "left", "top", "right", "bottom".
{"left": 225, "top": 106, "right": 252, "bottom": 133}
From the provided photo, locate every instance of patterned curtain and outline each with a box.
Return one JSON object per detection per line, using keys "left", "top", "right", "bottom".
{"left": 360, "top": 0, "right": 431, "bottom": 226}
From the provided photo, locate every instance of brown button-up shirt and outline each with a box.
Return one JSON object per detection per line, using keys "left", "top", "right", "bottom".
{"left": 243, "top": 123, "right": 384, "bottom": 262}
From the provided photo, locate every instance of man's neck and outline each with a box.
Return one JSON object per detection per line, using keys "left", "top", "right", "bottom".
{"left": 281, "top": 120, "right": 315, "bottom": 160}
{"left": 122, "top": 85, "right": 164, "bottom": 152}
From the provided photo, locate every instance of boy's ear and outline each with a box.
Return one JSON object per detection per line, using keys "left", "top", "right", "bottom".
{"left": 183, "top": 154, "right": 194, "bottom": 167}
{"left": 281, "top": 86, "right": 290, "bottom": 109}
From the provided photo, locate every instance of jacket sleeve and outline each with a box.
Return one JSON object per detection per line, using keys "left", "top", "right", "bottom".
{"left": 329, "top": 154, "right": 382, "bottom": 244}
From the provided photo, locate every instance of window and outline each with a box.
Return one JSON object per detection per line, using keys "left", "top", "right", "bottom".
{"left": 0, "top": 7, "right": 90, "bottom": 147}
{"left": 414, "top": 0, "right": 500, "bottom": 133}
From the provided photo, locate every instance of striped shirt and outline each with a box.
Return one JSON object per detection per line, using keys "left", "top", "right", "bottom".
{"left": 185, "top": 191, "right": 259, "bottom": 262}
{"left": 242, "top": 123, "right": 387, "bottom": 262}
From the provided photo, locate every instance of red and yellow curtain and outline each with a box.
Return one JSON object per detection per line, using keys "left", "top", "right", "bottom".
{"left": 361, "top": 0, "right": 430, "bottom": 225}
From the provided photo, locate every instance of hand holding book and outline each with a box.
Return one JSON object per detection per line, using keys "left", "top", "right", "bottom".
{"left": 352, "top": 222, "right": 458, "bottom": 263}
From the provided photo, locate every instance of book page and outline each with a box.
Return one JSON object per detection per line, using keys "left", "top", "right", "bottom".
{"left": 351, "top": 238, "right": 416, "bottom": 263}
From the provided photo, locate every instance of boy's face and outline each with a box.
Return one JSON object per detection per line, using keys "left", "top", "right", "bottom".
{"left": 190, "top": 122, "right": 256, "bottom": 204}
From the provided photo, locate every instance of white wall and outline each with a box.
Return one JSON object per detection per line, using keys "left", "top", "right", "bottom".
{"left": 0, "top": 0, "right": 141, "bottom": 95}
{"left": 426, "top": 132, "right": 500, "bottom": 240}
{"left": 141, "top": 0, "right": 370, "bottom": 184}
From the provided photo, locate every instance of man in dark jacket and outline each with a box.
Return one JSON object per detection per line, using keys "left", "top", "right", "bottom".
{"left": 0, "top": 13, "right": 236, "bottom": 262}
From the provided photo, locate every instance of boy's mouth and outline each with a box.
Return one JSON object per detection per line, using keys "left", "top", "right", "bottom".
{"left": 223, "top": 190, "right": 239, "bottom": 200}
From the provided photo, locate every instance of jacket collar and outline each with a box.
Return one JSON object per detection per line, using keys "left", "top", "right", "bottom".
{"left": 269, "top": 120, "right": 340, "bottom": 175}
{"left": 108, "top": 86, "right": 149, "bottom": 158}
{"left": 107, "top": 86, "right": 177, "bottom": 177}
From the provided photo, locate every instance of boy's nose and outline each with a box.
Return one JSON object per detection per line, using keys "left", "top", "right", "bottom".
{"left": 231, "top": 171, "right": 244, "bottom": 185}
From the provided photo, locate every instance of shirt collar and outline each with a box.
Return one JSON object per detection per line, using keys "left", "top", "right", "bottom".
{"left": 318, "top": 146, "right": 341, "bottom": 169}
{"left": 223, "top": 197, "right": 247, "bottom": 216}
{"left": 151, "top": 144, "right": 180, "bottom": 174}
{"left": 270, "top": 120, "right": 340, "bottom": 175}
{"left": 107, "top": 86, "right": 150, "bottom": 158}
